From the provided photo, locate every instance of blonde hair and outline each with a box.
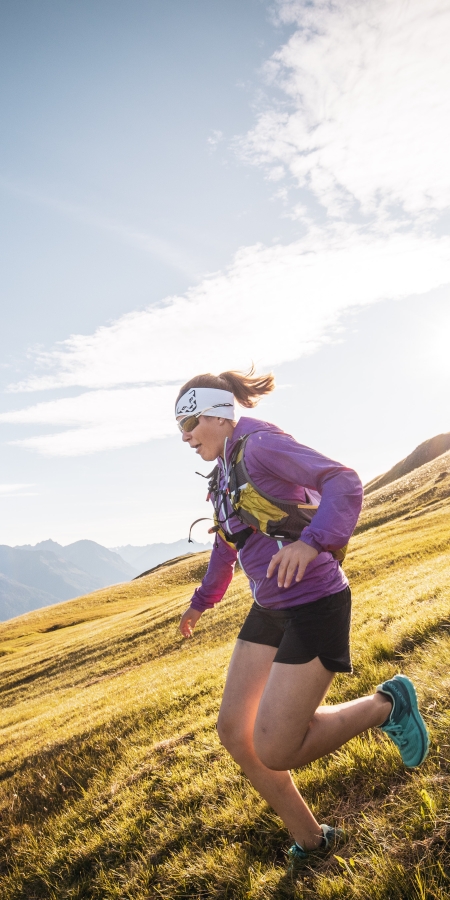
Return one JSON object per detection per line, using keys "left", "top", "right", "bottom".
{"left": 176, "top": 365, "right": 275, "bottom": 409}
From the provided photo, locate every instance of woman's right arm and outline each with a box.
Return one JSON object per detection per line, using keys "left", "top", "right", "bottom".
{"left": 179, "top": 535, "right": 238, "bottom": 637}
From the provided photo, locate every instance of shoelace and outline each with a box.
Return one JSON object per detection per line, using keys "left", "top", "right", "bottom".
{"left": 385, "top": 721, "right": 408, "bottom": 746}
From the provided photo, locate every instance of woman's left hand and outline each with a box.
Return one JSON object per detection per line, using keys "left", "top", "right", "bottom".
{"left": 266, "top": 540, "right": 319, "bottom": 588}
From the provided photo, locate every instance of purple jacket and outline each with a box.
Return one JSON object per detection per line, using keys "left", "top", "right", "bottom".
{"left": 190, "top": 417, "right": 363, "bottom": 612}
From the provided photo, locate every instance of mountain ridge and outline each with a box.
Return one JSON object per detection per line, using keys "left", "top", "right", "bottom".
{"left": 358, "top": 447, "right": 450, "bottom": 534}
{"left": 111, "top": 539, "right": 212, "bottom": 572}
{"left": 364, "top": 432, "right": 450, "bottom": 494}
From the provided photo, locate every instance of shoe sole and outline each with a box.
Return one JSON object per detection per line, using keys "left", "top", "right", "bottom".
{"left": 389, "top": 675, "right": 429, "bottom": 767}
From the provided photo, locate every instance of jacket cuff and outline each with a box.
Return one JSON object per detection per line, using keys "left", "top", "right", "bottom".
{"left": 190, "top": 595, "right": 214, "bottom": 613}
{"left": 299, "top": 531, "right": 323, "bottom": 553}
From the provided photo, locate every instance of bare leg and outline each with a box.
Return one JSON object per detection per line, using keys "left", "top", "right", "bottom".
{"left": 217, "top": 640, "right": 327, "bottom": 850}
{"left": 217, "top": 641, "right": 392, "bottom": 849}
{"left": 254, "top": 657, "right": 392, "bottom": 771}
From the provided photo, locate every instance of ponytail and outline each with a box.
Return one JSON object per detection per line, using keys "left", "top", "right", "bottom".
{"left": 176, "top": 365, "right": 275, "bottom": 409}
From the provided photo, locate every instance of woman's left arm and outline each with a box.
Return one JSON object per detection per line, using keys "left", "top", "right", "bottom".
{"left": 296, "top": 450, "right": 363, "bottom": 556}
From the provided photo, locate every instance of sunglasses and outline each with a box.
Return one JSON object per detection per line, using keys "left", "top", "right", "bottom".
{"left": 176, "top": 404, "right": 233, "bottom": 433}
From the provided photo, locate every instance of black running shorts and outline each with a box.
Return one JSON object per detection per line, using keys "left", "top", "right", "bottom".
{"left": 237, "top": 586, "right": 352, "bottom": 672}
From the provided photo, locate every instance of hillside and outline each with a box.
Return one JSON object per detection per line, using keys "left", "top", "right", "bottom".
{"left": 358, "top": 447, "right": 450, "bottom": 533}
{"left": 364, "top": 432, "right": 450, "bottom": 494}
{"left": 0, "top": 464, "right": 450, "bottom": 898}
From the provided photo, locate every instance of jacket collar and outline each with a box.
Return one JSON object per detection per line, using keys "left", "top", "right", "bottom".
{"left": 222, "top": 416, "right": 284, "bottom": 466}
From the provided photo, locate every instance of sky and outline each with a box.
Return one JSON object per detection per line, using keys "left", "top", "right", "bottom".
{"left": 0, "top": 0, "right": 449, "bottom": 548}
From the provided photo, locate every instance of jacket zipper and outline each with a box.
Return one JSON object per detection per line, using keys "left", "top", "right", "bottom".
{"left": 238, "top": 549, "right": 263, "bottom": 607}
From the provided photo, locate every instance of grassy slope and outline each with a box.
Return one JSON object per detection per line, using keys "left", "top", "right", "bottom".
{"left": 0, "top": 456, "right": 450, "bottom": 899}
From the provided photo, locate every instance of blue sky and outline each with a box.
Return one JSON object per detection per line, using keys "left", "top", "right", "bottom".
{"left": 1, "top": 0, "right": 449, "bottom": 547}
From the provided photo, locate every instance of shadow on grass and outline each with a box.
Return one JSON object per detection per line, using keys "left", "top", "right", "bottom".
{"left": 0, "top": 704, "right": 205, "bottom": 869}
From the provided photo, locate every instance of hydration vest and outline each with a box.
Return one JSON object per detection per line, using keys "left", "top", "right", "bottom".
{"left": 202, "top": 433, "right": 349, "bottom": 562}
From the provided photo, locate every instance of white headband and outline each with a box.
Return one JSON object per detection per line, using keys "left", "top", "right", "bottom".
{"left": 175, "top": 387, "right": 235, "bottom": 420}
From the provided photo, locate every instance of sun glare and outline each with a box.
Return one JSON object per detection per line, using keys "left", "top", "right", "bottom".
{"left": 427, "top": 314, "right": 450, "bottom": 375}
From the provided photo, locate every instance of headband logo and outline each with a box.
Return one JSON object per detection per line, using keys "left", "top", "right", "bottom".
{"left": 176, "top": 389, "right": 197, "bottom": 415}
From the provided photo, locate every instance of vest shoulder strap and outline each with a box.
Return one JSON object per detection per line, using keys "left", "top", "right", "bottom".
{"left": 229, "top": 433, "right": 318, "bottom": 516}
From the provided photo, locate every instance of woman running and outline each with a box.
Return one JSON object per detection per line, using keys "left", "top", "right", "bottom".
{"left": 176, "top": 368, "right": 429, "bottom": 864}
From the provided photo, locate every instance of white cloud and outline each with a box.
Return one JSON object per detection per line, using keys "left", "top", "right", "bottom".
{"left": 207, "top": 130, "right": 224, "bottom": 151}
{"left": 11, "top": 228, "right": 450, "bottom": 396}
{"left": 2, "top": 228, "right": 450, "bottom": 454}
{"left": 0, "top": 484, "right": 36, "bottom": 496}
{"left": 1, "top": 387, "right": 177, "bottom": 455}
{"left": 243, "top": 0, "right": 450, "bottom": 221}
{"left": 8, "top": 229, "right": 450, "bottom": 397}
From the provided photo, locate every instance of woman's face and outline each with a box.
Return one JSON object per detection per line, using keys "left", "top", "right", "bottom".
{"left": 178, "top": 415, "right": 234, "bottom": 461}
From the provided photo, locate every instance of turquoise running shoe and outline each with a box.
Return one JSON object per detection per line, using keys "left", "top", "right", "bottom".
{"left": 377, "top": 674, "right": 429, "bottom": 767}
{"left": 287, "top": 824, "right": 346, "bottom": 870}
{"left": 287, "top": 841, "right": 308, "bottom": 866}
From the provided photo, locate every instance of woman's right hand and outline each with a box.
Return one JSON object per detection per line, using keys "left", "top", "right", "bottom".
{"left": 179, "top": 606, "right": 203, "bottom": 638}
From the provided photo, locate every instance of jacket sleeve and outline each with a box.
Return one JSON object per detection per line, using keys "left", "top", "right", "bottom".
{"left": 190, "top": 533, "right": 237, "bottom": 612}
{"left": 246, "top": 434, "right": 363, "bottom": 554}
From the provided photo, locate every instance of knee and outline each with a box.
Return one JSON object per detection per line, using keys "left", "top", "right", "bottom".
{"left": 253, "top": 723, "right": 303, "bottom": 771}
{"left": 254, "top": 736, "right": 291, "bottom": 771}
{"left": 216, "top": 713, "right": 232, "bottom": 749}
{"left": 216, "top": 714, "right": 250, "bottom": 762}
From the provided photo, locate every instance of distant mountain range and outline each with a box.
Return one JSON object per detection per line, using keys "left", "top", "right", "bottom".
{"left": 111, "top": 539, "right": 212, "bottom": 574}
{"left": 0, "top": 538, "right": 211, "bottom": 622}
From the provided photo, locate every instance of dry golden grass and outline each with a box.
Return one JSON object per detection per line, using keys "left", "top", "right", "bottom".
{"left": 1, "top": 455, "right": 450, "bottom": 899}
